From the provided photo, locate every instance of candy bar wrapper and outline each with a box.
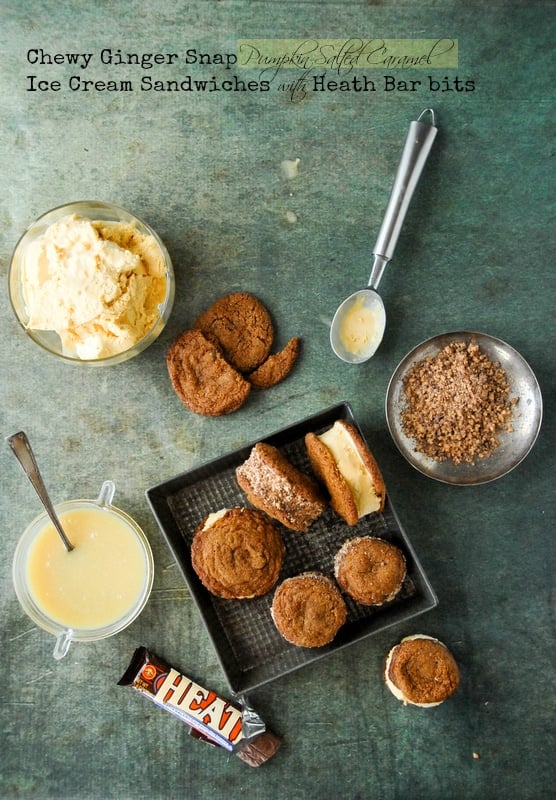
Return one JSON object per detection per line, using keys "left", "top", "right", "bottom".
{"left": 118, "top": 647, "right": 281, "bottom": 766}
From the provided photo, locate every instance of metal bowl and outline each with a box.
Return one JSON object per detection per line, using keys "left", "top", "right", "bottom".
{"left": 385, "top": 331, "right": 543, "bottom": 485}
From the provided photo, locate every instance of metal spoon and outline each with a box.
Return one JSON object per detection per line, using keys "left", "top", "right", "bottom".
{"left": 330, "top": 108, "right": 438, "bottom": 364}
{"left": 7, "top": 431, "right": 74, "bottom": 552}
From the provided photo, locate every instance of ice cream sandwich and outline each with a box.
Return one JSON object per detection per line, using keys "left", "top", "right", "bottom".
{"left": 236, "top": 442, "right": 326, "bottom": 532}
{"left": 384, "top": 634, "right": 460, "bottom": 707}
{"left": 305, "top": 420, "right": 386, "bottom": 525}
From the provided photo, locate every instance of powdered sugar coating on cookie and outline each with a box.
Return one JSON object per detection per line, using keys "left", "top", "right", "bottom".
{"left": 236, "top": 442, "right": 326, "bottom": 531}
{"left": 334, "top": 536, "right": 406, "bottom": 606}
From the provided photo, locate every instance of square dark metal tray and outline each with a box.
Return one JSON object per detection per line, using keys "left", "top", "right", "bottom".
{"left": 146, "top": 403, "right": 437, "bottom": 694}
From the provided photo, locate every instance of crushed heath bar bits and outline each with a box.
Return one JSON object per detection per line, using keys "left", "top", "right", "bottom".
{"left": 401, "top": 341, "right": 516, "bottom": 464}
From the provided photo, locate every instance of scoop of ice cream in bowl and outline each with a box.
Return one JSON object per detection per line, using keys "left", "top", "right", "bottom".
{"left": 8, "top": 201, "right": 175, "bottom": 365}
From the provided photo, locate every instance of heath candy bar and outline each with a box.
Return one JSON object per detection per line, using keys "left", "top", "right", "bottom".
{"left": 118, "top": 646, "right": 281, "bottom": 766}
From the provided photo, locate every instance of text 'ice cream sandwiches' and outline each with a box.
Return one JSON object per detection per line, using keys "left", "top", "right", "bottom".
{"left": 305, "top": 420, "right": 386, "bottom": 525}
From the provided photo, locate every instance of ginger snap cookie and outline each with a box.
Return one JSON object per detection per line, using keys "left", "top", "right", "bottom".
{"left": 384, "top": 635, "right": 460, "bottom": 706}
{"left": 166, "top": 329, "right": 251, "bottom": 416}
{"left": 191, "top": 507, "right": 285, "bottom": 599}
{"left": 271, "top": 572, "right": 347, "bottom": 648}
{"left": 193, "top": 291, "right": 274, "bottom": 373}
{"left": 248, "top": 336, "right": 301, "bottom": 389}
{"left": 305, "top": 420, "right": 386, "bottom": 525}
{"left": 334, "top": 536, "right": 406, "bottom": 606}
{"left": 236, "top": 442, "right": 326, "bottom": 532}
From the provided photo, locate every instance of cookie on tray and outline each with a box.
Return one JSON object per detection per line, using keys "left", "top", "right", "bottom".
{"left": 166, "top": 329, "right": 251, "bottom": 416}
{"left": 334, "top": 536, "right": 406, "bottom": 606}
{"left": 384, "top": 635, "right": 460, "bottom": 707}
{"left": 191, "top": 507, "right": 285, "bottom": 599}
{"left": 193, "top": 291, "right": 274, "bottom": 373}
{"left": 305, "top": 419, "right": 386, "bottom": 525}
{"left": 271, "top": 572, "right": 347, "bottom": 648}
{"left": 248, "top": 337, "right": 301, "bottom": 389}
{"left": 236, "top": 442, "right": 326, "bottom": 532}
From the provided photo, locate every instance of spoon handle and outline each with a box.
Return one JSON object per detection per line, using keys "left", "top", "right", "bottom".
{"left": 371, "top": 108, "right": 438, "bottom": 281}
{"left": 7, "top": 431, "right": 74, "bottom": 552}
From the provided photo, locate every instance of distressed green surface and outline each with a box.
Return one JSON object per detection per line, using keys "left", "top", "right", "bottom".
{"left": 0, "top": 2, "right": 554, "bottom": 798}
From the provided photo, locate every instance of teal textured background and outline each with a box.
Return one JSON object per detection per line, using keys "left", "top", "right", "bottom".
{"left": 1, "top": 2, "right": 554, "bottom": 798}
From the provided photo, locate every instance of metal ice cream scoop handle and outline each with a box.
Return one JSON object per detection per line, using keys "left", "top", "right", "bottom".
{"left": 368, "top": 107, "right": 438, "bottom": 290}
{"left": 331, "top": 108, "right": 438, "bottom": 364}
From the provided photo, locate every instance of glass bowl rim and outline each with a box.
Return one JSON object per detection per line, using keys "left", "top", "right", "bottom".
{"left": 12, "top": 497, "right": 154, "bottom": 641}
{"left": 8, "top": 199, "right": 175, "bottom": 366}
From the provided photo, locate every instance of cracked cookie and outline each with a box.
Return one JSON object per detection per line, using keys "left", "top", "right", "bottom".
{"left": 166, "top": 329, "right": 251, "bottom": 416}
{"left": 248, "top": 336, "right": 301, "bottom": 389}
{"left": 193, "top": 291, "right": 274, "bottom": 373}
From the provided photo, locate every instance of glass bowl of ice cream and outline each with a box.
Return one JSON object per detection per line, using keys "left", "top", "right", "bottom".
{"left": 12, "top": 480, "right": 154, "bottom": 659}
{"left": 8, "top": 200, "right": 175, "bottom": 365}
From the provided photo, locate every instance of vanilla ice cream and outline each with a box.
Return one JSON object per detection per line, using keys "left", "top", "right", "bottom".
{"left": 339, "top": 293, "right": 386, "bottom": 359}
{"left": 21, "top": 214, "right": 167, "bottom": 359}
{"left": 318, "top": 421, "right": 382, "bottom": 516}
{"left": 202, "top": 509, "right": 229, "bottom": 530}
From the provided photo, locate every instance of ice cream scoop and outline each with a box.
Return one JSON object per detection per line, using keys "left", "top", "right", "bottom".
{"left": 330, "top": 109, "right": 438, "bottom": 364}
